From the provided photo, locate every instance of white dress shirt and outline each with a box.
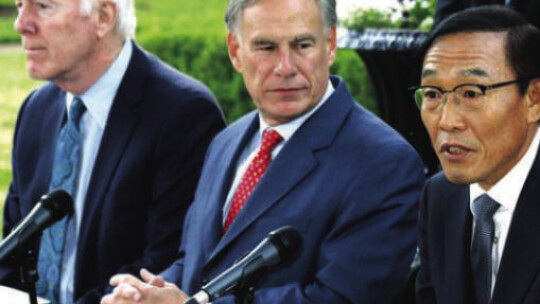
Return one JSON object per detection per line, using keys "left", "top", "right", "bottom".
{"left": 470, "top": 126, "right": 540, "bottom": 296}
{"left": 60, "top": 40, "right": 133, "bottom": 304}
{"left": 222, "top": 80, "right": 335, "bottom": 222}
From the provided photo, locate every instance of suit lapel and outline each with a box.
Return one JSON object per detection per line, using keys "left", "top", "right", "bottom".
{"left": 201, "top": 114, "right": 260, "bottom": 259}
{"left": 77, "top": 43, "right": 145, "bottom": 254}
{"left": 442, "top": 183, "right": 475, "bottom": 304}
{"left": 35, "top": 88, "right": 66, "bottom": 206}
{"left": 210, "top": 126, "right": 319, "bottom": 259}
{"left": 492, "top": 155, "right": 540, "bottom": 304}
{"left": 206, "top": 76, "right": 353, "bottom": 266}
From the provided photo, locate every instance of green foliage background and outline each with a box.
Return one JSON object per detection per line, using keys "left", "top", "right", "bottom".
{"left": 343, "top": 0, "right": 437, "bottom": 31}
{"left": 0, "top": 1, "right": 374, "bottom": 229}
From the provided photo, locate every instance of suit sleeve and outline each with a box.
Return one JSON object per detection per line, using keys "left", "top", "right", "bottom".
{"left": 416, "top": 179, "right": 437, "bottom": 304}
{"left": 74, "top": 94, "right": 225, "bottom": 304}
{"left": 212, "top": 143, "right": 425, "bottom": 303}
{"left": 0, "top": 94, "right": 33, "bottom": 289}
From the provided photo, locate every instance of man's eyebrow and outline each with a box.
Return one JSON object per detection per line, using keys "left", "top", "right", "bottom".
{"left": 421, "top": 68, "right": 490, "bottom": 79}
{"left": 252, "top": 38, "right": 276, "bottom": 46}
{"left": 292, "top": 34, "right": 316, "bottom": 44}
{"left": 421, "top": 69, "right": 437, "bottom": 78}
{"left": 458, "top": 68, "right": 489, "bottom": 78}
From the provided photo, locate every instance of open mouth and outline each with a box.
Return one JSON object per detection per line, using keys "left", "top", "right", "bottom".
{"left": 440, "top": 142, "right": 473, "bottom": 158}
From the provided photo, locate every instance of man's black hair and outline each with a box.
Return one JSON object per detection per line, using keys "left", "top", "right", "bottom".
{"left": 417, "top": 5, "right": 540, "bottom": 94}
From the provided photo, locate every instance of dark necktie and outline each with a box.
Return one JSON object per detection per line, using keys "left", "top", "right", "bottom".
{"left": 471, "top": 194, "right": 500, "bottom": 304}
{"left": 223, "top": 129, "right": 283, "bottom": 233}
{"left": 37, "top": 97, "right": 86, "bottom": 303}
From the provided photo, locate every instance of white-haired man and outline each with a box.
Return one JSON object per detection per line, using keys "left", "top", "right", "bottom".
{"left": 0, "top": 0, "right": 225, "bottom": 303}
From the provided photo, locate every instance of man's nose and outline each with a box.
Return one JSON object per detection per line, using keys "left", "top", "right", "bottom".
{"left": 14, "top": 4, "right": 37, "bottom": 35}
{"left": 274, "top": 50, "right": 297, "bottom": 77}
{"left": 438, "top": 94, "right": 467, "bottom": 132}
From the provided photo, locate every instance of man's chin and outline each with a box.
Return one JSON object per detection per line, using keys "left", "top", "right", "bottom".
{"left": 442, "top": 168, "right": 475, "bottom": 185}
{"left": 27, "top": 68, "right": 47, "bottom": 81}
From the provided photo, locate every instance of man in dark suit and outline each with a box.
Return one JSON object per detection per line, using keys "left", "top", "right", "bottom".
{"left": 414, "top": 6, "right": 540, "bottom": 304}
{"left": 434, "top": 0, "right": 540, "bottom": 29}
{"left": 0, "top": 0, "right": 225, "bottom": 303}
{"left": 102, "top": 0, "right": 425, "bottom": 303}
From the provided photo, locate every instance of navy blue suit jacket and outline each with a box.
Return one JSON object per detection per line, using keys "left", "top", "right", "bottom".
{"left": 417, "top": 153, "right": 540, "bottom": 304}
{"left": 0, "top": 42, "right": 226, "bottom": 303}
{"left": 434, "top": 0, "right": 540, "bottom": 29}
{"left": 162, "top": 76, "right": 425, "bottom": 303}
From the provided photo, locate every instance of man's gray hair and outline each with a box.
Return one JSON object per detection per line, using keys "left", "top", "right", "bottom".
{"left": 80, "top": 0, "right": 136, "bottom": 38}
{"left": 225, "top": 0, "right": 336, "bottom": 35}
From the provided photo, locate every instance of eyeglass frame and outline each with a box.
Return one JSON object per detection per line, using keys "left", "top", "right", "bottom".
{"left": 409, "top": 78, "right": 536, "bottom": 110}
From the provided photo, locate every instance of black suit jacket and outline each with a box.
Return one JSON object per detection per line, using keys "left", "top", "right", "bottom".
{"left": 434, "top": 0, "right": 540, "bottom": 29}
{"left": 0, "top": 42, "right": 226, "bottom": 303}
{"left": 417, "top": 151, "right": 540, "bottom": 304}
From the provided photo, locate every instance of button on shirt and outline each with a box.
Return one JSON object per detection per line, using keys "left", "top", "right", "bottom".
{"left": 222, "top": 80, "right": 335, "bottom": 222}
{"left": 469, "top": 126, "right": 540, "bottom": 296}
{"left": 59, "top": 39, "right": 133, "bottom": 304}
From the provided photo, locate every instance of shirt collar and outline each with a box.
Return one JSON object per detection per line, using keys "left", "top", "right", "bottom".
{"left": 66, "top": 39, "right": 133, "bottom": 128}
{"left": 470, "top": 125, "right": 540, "bottom": 212}
{"left": 258, "top": 79, "right": 335, "bottom": 139}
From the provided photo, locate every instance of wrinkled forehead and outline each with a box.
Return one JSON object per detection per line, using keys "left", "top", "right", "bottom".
{"left": 422, "top": 32, "right": 514, "bottom": 81}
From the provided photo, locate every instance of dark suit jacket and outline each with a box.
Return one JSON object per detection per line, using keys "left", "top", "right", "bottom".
{"left": 416, "top": 153, "right": 540, "bottom": 304}
{"left": 161, "top": 76, "right": 426, "bottom": 303}
{"left": 0, "top": 42, "right": 226, "bottom": 303}
{"left": 434, "top": 0, "right": 540, "bottom": 29}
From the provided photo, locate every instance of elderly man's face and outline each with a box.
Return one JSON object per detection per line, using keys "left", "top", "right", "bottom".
{"left": 420, "top": 32, "right": 540, "bottom": 189}
{"left": 14, "top": 0, "right": 99, "bottom": 81}
{"left": 227, "top": 0, "right": 336, "bottom": 126}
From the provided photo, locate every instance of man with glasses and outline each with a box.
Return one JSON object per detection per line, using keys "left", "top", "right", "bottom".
{"left": 414, "top": 6, "right": 540, "bottom": 304}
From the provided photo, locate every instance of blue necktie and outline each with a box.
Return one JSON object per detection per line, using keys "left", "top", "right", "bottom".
{"left": 37, "top": 97, "right": 85, "bottom": 303}
{"left": 471, "top": 194, "right": 500, "bottom": 304}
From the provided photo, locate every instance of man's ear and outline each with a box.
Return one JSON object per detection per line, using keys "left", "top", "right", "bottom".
{"left": 526, "top": 78, "right": 540, "bottom": 124}
{"left": 327, "top": 26, "right": 337, "bottom": 67}
{"left": 96, "top": 0, "right": 119, "bottom": 38}
{"left": 227, "top": 33, "right": 243, "bottom": 72}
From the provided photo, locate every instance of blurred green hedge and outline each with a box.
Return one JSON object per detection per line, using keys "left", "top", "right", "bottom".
{"left": 0, "top": 0, "right": 376, "bottom": 122}
{"left": 0, "top": 2, "right": 17, "bottom": 43}
{"left": 139, "top": 34, "right": 377, "bottom": 123}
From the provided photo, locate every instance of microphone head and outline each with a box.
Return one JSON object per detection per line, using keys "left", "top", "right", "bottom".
{"left": 41, "top": 189, "right": 74, "bottom": 221}
{"left": 267, "top": 226, "right": 302, "bottom": 263}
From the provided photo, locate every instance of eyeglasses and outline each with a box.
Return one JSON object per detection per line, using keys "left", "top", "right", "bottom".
{"left": 410, "top": 78, "right": 530, "bottom": 111}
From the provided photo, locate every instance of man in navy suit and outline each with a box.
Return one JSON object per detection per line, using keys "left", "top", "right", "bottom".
{"left": 415, "top": 6, "right": 540, "bottom": 304}
{"left": 434, "top": 0, "right": 540, "bottom": 29}
{"left": 102, "top": 0, "right": 425, "bottom": 303}
{"left": 0, "top": 0, "right": 225, "bottom": 303}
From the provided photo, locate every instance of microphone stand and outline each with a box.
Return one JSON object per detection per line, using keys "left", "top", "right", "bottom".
{"left": 17, "top": 237, "right": 40, "bottom": 304}
{"left": 183, "top": 260, "right": 258, "bottom": 304}
{"left": 233, "top": 285, "right": 254, "bottom": 304}
{"left": 232, "top": 259, "right": 259, "bottom": 304}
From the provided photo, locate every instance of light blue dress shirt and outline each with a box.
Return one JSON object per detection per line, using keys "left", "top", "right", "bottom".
{"left": 59, "top": 40, "right": 133, "bottom": 304}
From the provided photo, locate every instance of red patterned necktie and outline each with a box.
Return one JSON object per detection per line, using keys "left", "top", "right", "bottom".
{"left": 223, "top": 129, "right": 283, "bottom": 233}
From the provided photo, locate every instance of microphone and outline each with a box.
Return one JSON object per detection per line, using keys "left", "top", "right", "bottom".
{"left": 0, "top": 189, "right": 73, "bottom": 261}
{"left": 184, "top": 226, "right": 302, "bottom": 304}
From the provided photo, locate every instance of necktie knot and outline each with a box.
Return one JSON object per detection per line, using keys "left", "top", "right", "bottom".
{"left": 474, "top": 194, "right": 500, "bottom": 221}
{"left": 260, "top": 129, "right": 283, "bottom": 155}
{"left": 69, "top": 97, "right": 86, "bottom": 125}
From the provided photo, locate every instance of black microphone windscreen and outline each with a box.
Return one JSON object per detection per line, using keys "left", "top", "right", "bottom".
{"left": 267, "top": 226, "right": 302, "bottom": 262}
{"left": 41, "top": 189, "right": 73, "bottom": 221}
